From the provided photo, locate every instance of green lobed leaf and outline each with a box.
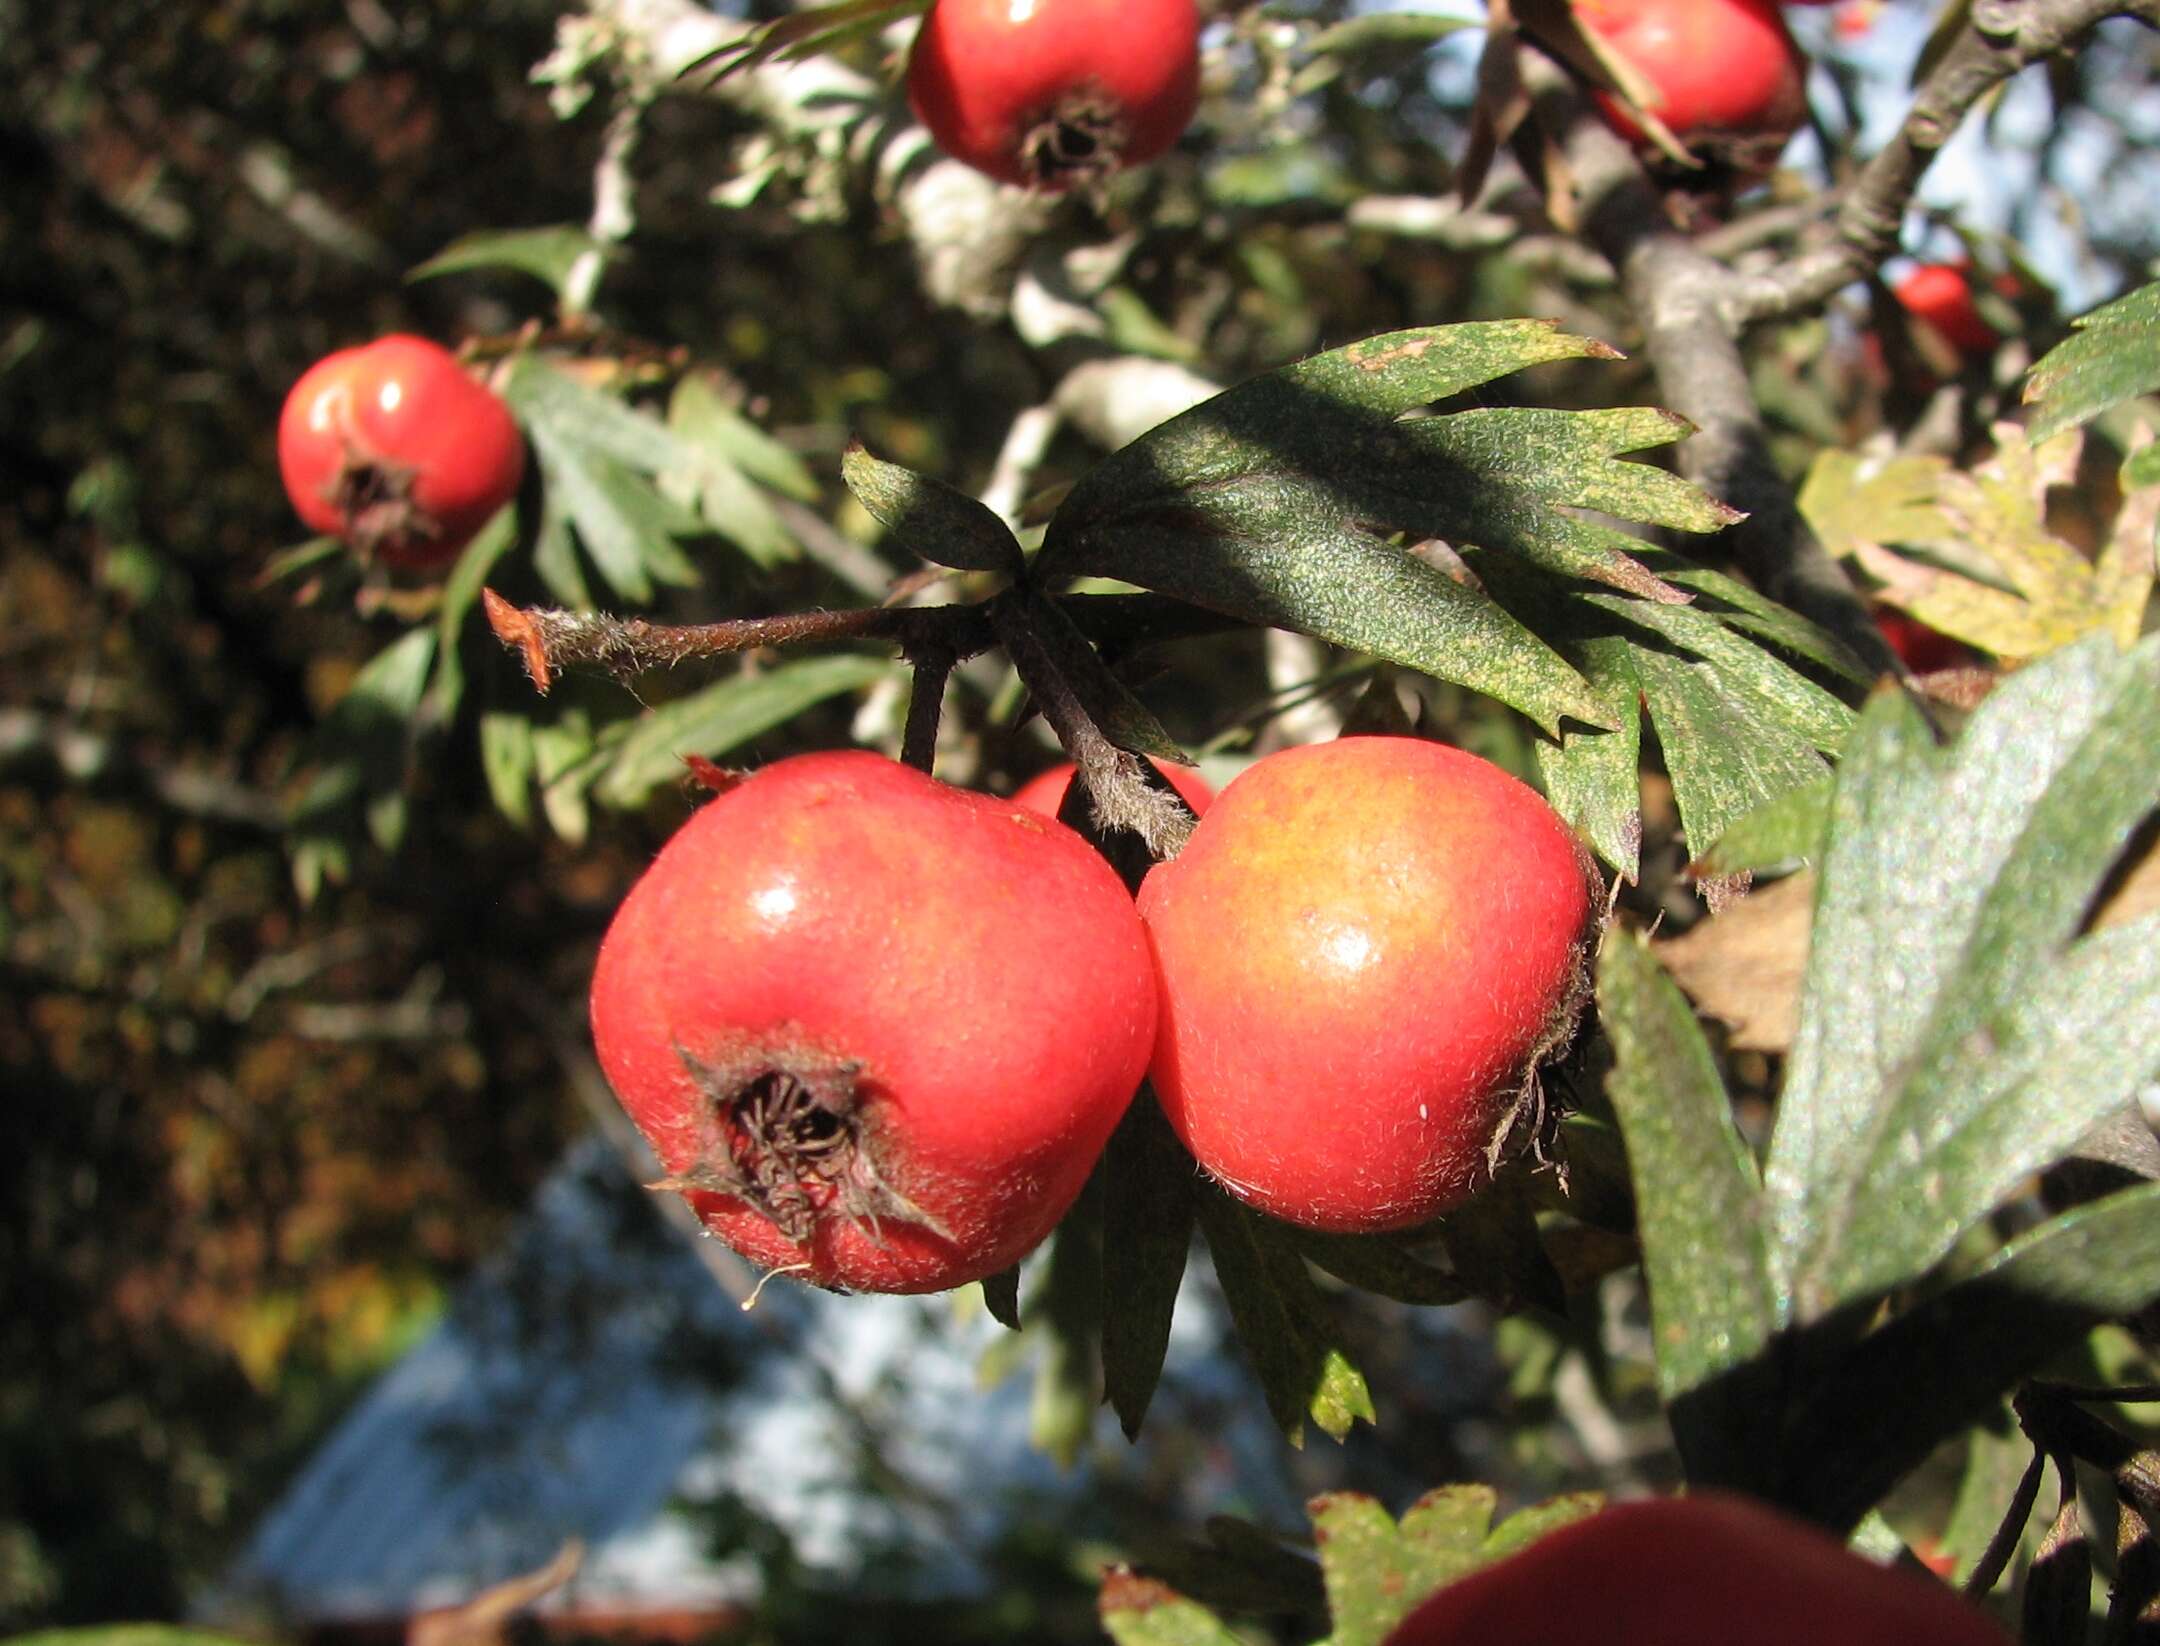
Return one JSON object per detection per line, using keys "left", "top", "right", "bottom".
{"left": 1046, "top": 512, "right": 1611, "bottom": 737}
{"left": 1627, "top": 642, "right": 1834, "bottom": 863}
{"left": 531, "top": 485, "right": 594, "bottom": 609}
{"left": 1314, "top": 1491, "right": 1483, "bottom": 1646}
{"left": 1099, "top": 1092, "right": 1197, "bottom": 1439}
{"left": 1638, "top": 554, "right": 1872, "bottom": 686}
{"left": 1594, "top": 596, "right": 1852, "bottom": 754}
{"left": 1597, "top": 932, "right": 1781, "bottom": 1490}
{"left": 841, "top": 443, "right": 1023, "bottom": 575}
{"left": 406, "top": 224, "right": 610, "bottom": 300}
{"left": 1038, "top": 323, "right": 1739, "bottom": 735}
{"left": 1767, "top": 635, "right": 2160, "bottom": 1324}
{"left": 1290, "top": 1229, "right": 1468, "bottom": 1308}
{"left": 1312, "top": 1487, "right": 1603, "bottom": 1646}
{"left": 1535, "top": 636, "right": 1644, "bottom": 880}
{"left": 1430, "top": 1175, "right": 1565, "bottom": 1316}
{"left": 1690, "top": 774, "right": 1832, "bottom": 878}
{"left": 684, "top": 0, "right": 927, "bottom": 81}
{"left": 503, "top": 355, "right": 687, "bottom": 475}
{"left": 979, "top": 1264, "right": 1021, "bottom": 1332}
{"left": 2023, "top": 278, "right": 2160, "bottom": 444}
{"left": 1779, "top": 1184, "right": 2160, "bottom": 1530}
{"left": 426, "top": 505, "right": 521, "bottom": 726}
{"left": 286, "top": 629, "right": 439, "bottom": 891}
{"left": 663, "top": 376, "right": 811, "bottom": 568}
{"left": 1409, "top": 405, "right": 1737, "bottom": 534}
{"left": 1097, "top": 1570, "right": 1248, "bottom": 1646}
{"left": 591, "top": 655, "right": 891, "bottom": 810}
{"left": 670, "top": 379, "right": 817, "bottom": 502}
{"left": 527, "top": 423, "right": 702, "bottom": 604}
{"left": 1307, "top": 11, "right": 1482, "bottom": 54}
{"left": 1470, "top": 544, "right": 1854, "bottom": 882}
{"left": 1196, "top": 1190, "right": 1376, "bottom": 1446}
{"left": 479, "top": 711, "right": 536, "bottom": 828}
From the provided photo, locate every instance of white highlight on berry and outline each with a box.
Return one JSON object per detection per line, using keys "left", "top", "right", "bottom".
{"left": 751, "top": 881, "right": 798, "bottom": 925}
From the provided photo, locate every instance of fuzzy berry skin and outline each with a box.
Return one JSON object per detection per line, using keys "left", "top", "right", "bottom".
{"left": 1575, "top": 0, "right": 1808, "bottom": 178}
{"left": 589, "top": 750, "right": 1157, "bottom": 1294}
{"left": 1895, "top": 263, "right": 2001, "bottom": 357}
{"left": 277, "top": 334, "right": 524, "bottom": 570}
{"left": 1011, "top": 758, "right": 1216, "bottom": 822}
{"left": 1136, "top": 737, "right": 1597, "bottom": 1233}
{"left": 906, "top": 0, "right": 1201, "bottom": 190}
{"left": 1381, "top": 1494, "right": 2011, "bottom": 1646}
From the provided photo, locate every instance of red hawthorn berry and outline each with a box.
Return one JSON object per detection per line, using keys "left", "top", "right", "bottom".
{"left": 1895, "top": 262, "right": 2002, "bottom": 358}
{"left": 1136, "top": 737, "right": 1599, "bottom": 1233}
{"left": 905, "top": 0, "right": 1201, "bottom": 191}
{"left": 277, "top": 334, "right": 524, "bottom": 570}
{"left": 1876, "top": 607, "right": 1976, "bottom": 674}
{"left": 1380, "top": 1494, "right": 2011, "bottom": 1646}
{"left": 1574, "top": 0, "right": 1809, "bottom": 181}
{"left": 1830, "top": 0, "right": 1881, "bottom": 35}
{"left": 588, "top": 750, "right": 1158, "bottom": 1295}
{"left": 1011, "top": 758, "right": 1216, "bottom": 822}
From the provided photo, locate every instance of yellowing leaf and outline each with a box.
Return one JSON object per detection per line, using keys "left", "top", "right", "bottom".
{"left": 1806, "top": 425, "right": 2157, "bottom": 662}
{"left": 1797, "top": 448, "right": 1955, "bottom": 562}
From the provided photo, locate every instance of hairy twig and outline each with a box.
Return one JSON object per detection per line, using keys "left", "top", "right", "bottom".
{"left": 1736, "top": 0, "right": 2160, "bottom": 322}
{"left": 479, "top": 587, "right": 989, "bottom": 692}
{"left": 481, "top": 586, "right": 1239, "bottom": 695}
{"left": 987, "top": 593, "right": 1197, "bottom": 861}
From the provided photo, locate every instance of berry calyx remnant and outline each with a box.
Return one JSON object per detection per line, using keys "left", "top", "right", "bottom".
{"left": 277, "top": 334, "right": 524, "bottom": 570}
{"left": 905, "top": 0, "right": 1202, "bottom": 191}
{"left": 589, "top": 751, "right": 1158, "bottom": 1294}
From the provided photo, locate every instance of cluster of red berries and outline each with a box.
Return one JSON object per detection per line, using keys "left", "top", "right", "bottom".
{"left": 265, "top": 0, "right": 1871, "bottom": 573}
{"left": 587, "top": 737, "right": 1599, "bottom": 1295}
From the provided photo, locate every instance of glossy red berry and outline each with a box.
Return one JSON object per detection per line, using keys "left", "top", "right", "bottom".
{"left": 1137, "top": 737, "right": 1598, "bottom": 1233}
{"left": 906, "top": 0, "right": 1201, "bottom": 190}
{"left": 589, "top": 750, "right": 1158, "bottom": 1295}
{"left": 1381, "top": 1494, "right": 2011, "bottom": 1646}
{"left": 1011, "top": 758, "right": 1216, "bottom": 823}
{"left": 1575, "top": 0, "right": 1809, "bottom": 180}
{"left": 1895, "top": 262, "right": 2001, "bottom": 358}
{"left": 277, "top": 334, "right": 524, "bottom": 570}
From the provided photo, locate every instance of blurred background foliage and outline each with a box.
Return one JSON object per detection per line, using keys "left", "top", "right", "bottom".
{"left": 4, "top": 0, "right": 2158, "bottom": 1634}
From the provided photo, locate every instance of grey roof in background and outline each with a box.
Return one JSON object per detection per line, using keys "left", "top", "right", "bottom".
{"left": 201, "top": 1132, "right": 1503, "bottom": 1628}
